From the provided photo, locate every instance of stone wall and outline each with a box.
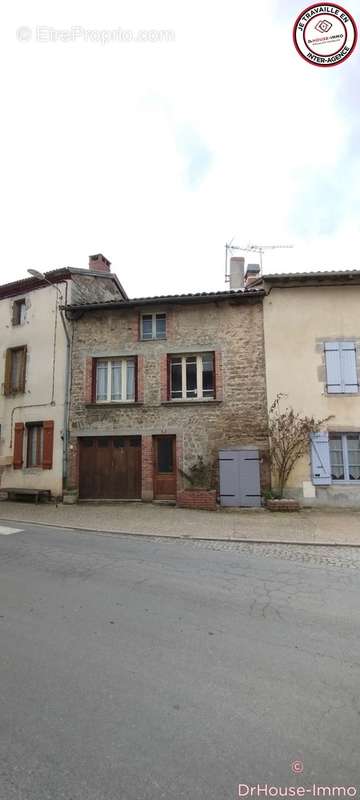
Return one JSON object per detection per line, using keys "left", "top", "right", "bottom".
{"left": 68, "top": 297, "right": 270, "bottom": 500}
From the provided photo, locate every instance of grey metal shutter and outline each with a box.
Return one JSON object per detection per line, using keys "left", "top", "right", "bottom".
{"left": 219, "top": 449, "right": 261, "bottom": 507}
{"left": 219, "top": 451, "right": 238, "bottom": 505}
{"left": 341, "top": 342, "right": 358, "bottom": 393}
{"left": 325, "top": 343, "right": 342, "bottom": 393}
{"left": 239, "top": 450, "right": 261, "bottom": 507}
{"left": 310, "top": 432, "right": 331, "bottom": 485}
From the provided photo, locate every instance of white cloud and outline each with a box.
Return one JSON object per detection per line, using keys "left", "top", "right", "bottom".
{"left": 1, "top": 0, "right": 359, "bottom": 295}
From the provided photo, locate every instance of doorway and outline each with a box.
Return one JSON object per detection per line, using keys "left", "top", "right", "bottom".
{"left": 153, "top": 436, "right": 176, "bottom": 500}
{"left": 79, "top": 436, "right": 141, "bottom": 499}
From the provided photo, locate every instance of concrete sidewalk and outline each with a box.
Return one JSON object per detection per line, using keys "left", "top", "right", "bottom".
{"left": 0, "top": 500, "right": 360, "bottom": 546}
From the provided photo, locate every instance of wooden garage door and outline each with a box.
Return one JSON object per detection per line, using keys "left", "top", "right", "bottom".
{"left": 79, "top": 437, "right": 141, "bottom": 499}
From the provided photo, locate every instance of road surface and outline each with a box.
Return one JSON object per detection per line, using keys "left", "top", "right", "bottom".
{"left": 0, "top": 521, "right": 359, "bottom": 799}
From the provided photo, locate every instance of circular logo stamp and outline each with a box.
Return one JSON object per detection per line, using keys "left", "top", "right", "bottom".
{"left": 291, "top": 760, "right": 304, "bottom": 774}
{"left": 293, "top": 4, "right": 357, "bottom": 66}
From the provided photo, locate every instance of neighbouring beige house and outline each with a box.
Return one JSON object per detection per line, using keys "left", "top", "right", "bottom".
{"left": 259, "top": 270, "right": 360, "bottom": 507}
{"left": 0, "top": 255, "right": 126, "bottom": 499}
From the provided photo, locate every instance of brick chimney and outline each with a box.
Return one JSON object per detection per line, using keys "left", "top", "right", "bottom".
{"left": 245, "top": 263, "right": 261, "bottom": 288}
{"left": 88, "top": 253, "right": 111, "bottom": 273}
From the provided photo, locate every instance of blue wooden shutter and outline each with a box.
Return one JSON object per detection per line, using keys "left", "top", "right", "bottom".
{"left": 325, "top": 342, "right": 342, "bottom": 393}
{"left": 341, "top": 342, "right": 358, "bottom": 393}
{"left": 310, "top": 432, "right": 331, "bottom": 485}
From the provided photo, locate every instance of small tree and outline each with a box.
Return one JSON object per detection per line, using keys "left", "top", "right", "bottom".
{"left": 179, "top": 455, "right": 213, "bottom": 489}
{"left": 268, "top": 394, "right": 331, "bottom": 498}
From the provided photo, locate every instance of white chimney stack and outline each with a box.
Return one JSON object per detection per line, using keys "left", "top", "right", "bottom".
{"left": 229, "top": 256, "right": 245, "bottom": 291}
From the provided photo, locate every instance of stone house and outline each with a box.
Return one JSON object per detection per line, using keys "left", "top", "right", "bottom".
{"left": 66, "top": 269, "right": 270, "bottom": 506}
{"left": 258, "top": 270, "right": 360, "bottom": 507}
{"left": 0, "top": 255, "right": 126, "bottom": 499}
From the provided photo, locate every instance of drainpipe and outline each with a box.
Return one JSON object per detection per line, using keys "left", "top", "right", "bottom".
{"left": 58, "top": 284, "right": 71, "bottom": 487}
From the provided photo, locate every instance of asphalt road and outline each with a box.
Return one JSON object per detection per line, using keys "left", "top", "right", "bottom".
{"left": 0, "top": 522, "right": 359, "bottom": 800}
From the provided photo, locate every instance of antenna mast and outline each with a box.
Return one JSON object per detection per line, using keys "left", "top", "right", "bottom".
{"left": 225, "top": 241, "right": 293, "bottom": 282}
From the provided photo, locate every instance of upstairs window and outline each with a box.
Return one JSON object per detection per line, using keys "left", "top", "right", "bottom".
{"left": 325, "top": 342, "right": 358, "bottom": 393}
{"left": 141, "top": 313, "right": 166, "bottom": 340}
{"left": 12, "top": 299, "right": 26, "bottom": 326}
{"left": 4, "top": 346, "right": 27, "bottom": 395}
{"left": 95, "top": 358, "right": 136, "bottom": 403}
{"left": 169, "top": 353, "right": 214, "bottom": 400}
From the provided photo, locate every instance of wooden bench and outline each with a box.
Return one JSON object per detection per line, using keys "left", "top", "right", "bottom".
{"left": 3, "top": 488, "right": 52, "bottom": 504}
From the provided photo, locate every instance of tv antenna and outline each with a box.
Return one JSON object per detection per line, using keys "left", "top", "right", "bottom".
{"left": 225, "top": 241, "right": 294, "bottom": 282}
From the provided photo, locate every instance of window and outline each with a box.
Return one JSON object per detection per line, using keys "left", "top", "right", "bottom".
{"left": 141, "top": 313, "right": 166, "bottom": 340}
{"left": 95, "top": 358, "right": 136, "bottom": 403}
{"left": 329, "top": 434, "right": 360, "bottom": 481}
{"left": 4, "top": 346, "right": 27, "bottom": 395}
{"left": 12, "top": 299, "right": 26, "bottom": 326}
{"left": 325, "top": 342, "right": 358, "bottom": 393}
{"left": 169, "top": 353, "right": 214, "bottom": 400}
{"left": 157, "top": 438, "right": 174, "bottom": 472}
{"left": 21, "top": 420, "right": 54, "bottom": 470}
{"left": 27, "top": 423, "right": 44, "bottom": 467}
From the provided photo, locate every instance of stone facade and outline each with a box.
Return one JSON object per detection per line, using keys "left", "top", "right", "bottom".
{"left": 67, "top": 295, "right": 270, "bottom": 503}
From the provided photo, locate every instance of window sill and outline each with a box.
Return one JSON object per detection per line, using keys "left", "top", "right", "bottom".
{"left": 140, "top": 337, "right": 167, "bottom": 342}
{"left": 85, "top": 402, "right": 144, "bottom": 408}
{"left": 326, "top": 392, "right": 360, "bottom": 396}
{"left": 161, "top": 399, "right": 222, "bottom": 406}
{"left": 331, "top": 480, "right": 360, "bottom": 485}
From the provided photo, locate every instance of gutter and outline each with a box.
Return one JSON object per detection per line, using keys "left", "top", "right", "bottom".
{"left": 63, "top": 289, "right": 265, "bottom": 314}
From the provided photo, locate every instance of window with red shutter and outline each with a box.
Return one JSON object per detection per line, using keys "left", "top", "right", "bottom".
{"left": 13, "top": 422, "right": 25, "bottom": 469}
{"left": 84, "top": 357, "right": 95, "bottom": 403}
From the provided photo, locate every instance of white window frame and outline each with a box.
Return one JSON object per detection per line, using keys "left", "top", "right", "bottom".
{"left": 170, "top": 353, "right": 214, "bottom": 401}
{"left": 141, "top": 312, "right": 166, "bottom": 340}
{"left": 95, "top": 358, "right": 135, "bottom": 403}
{"left": 329, "top": 433, "right": 360, "bottom": 483}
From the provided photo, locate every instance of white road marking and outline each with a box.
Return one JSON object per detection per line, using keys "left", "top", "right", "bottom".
{"left": 0, "top": 525, "right": 23, "bottom": 535}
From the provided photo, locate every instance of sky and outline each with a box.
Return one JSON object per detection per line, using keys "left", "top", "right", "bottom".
{"left": 1, "top": 0, "right": 360, "bottom": 297}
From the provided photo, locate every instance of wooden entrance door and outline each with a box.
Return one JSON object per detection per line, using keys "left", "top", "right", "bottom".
{"left": 79, "top": 436, "right": 141, "bottom": 499}
{"left": 153, "top": 436, "right": 176, "bottom": 500}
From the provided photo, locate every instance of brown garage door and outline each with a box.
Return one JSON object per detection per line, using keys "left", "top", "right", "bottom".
{"left": 79, "top": 436, "right": 141, "bottom": 499}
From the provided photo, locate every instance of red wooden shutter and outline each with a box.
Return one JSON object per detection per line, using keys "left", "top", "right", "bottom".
{"left": 84, "top": 357, "right": 96, "bottom": 403}
{"left": 167, "top": 354, "right": 171, "bottom": 401}
{"left": 214, "top": 350, "right": 223, "bottom": 400}
{"left": 135, "top": 355, "right": 145, "bottom": 402}
{"left": 134, "top": 356, "right": 139, "bottom": 402}
{"left": 42, "top": 420, "right": 54, "bottom": 469}
{"left": 13, "top": 422, "right": 24, "bottom": 469}
{"left": 91, "top": 358, "right": 97, "bottom": 402}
